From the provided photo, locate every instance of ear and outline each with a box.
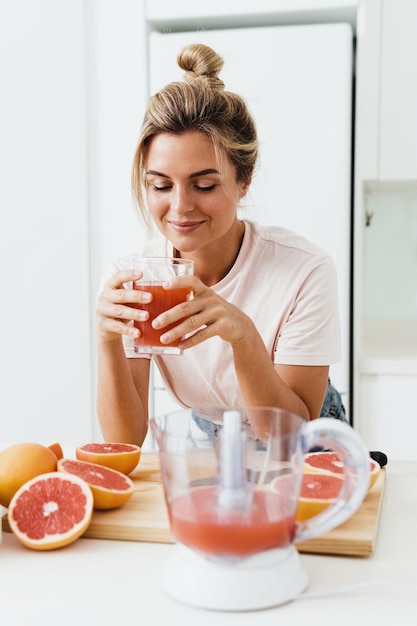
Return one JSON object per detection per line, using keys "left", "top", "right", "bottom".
{"left": 239, "top": 177, "right": 252, "bottom": 198}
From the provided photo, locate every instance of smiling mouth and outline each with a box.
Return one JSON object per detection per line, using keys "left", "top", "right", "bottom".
{"left": 169, "top": 221, "right": 205, "bottom": 232}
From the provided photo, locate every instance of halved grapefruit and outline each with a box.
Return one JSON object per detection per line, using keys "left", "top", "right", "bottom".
{"left": 75, "top": 442, "right": 141, "bottom": 475}
{"left": 58, "top": 458, "right": 134, "bottom": 510}
{"left": 303, "top": 450, "right": 381, "bottom": 490}
{"left": 8, "top": 471, "right": 93, "bottom": 550}
{"left": 296, "top": 472, "right": 344, "bottom": 522}
{"left": 271, "top": 471, "right": 345, "bottom": 522}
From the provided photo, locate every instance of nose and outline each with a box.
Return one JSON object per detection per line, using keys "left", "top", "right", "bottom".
{"left": 171, "top": 185, "right": 195, "bottom": 215}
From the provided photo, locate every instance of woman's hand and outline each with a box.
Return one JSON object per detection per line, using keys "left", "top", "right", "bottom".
{"left": 151, "top": 275, "right": 253, "bottom": 350}
{"left": 96, "top": 269, "right": 150, "bottom": 343}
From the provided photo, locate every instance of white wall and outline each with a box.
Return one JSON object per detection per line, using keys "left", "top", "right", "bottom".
{"left": 87, "top": 0, "right": 149, "bottom": 293}
{"left": 0, "top": 0, "right": 92, "bottom": 444}
{"left": 0, "top": 0, "right": 149, "bottom": 444}
{"left": 86, "top": 0, "right": 149, "bottom": 441}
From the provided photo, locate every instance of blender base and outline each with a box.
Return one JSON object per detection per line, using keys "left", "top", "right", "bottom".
{"left": 160, "top": 543, "right": 309, "bottom": 611}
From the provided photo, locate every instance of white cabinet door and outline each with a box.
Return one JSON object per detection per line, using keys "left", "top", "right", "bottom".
{"left": 0, "top": 1, "right": 93, "bottom": 444}
{"left": 149, "top": 24, "right": 353, "bottom": 405}
{"left": 359, "top": 374, "right": 417, "bottom": 461}
{"left": 379, "top": 0, "right": 417, "bottom": 179}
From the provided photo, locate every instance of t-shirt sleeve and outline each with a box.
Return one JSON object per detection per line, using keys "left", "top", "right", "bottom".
{"left": 273, "top": 254, "right": 342, "bottom": 366}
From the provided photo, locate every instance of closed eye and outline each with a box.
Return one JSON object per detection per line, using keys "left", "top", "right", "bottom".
{"left": 195, "top": 184, "right": 218, "bottom": 192}
{"left": 153, "top": 184, "right": 172, "bottom": 191}
{"left": 152, "top": 184, "right": 218, "bottom": 192}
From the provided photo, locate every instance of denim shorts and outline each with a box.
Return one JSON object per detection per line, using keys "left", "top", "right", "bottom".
{"left": 191, "top": 379, "right": 347, "bottom": 443}
{"left": 320, "top": 379, "right": 347, "bottom": 422}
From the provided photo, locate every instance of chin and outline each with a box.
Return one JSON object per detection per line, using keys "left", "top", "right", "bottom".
{"left": 166, "top": 233, "right": 202, "bottom": 254}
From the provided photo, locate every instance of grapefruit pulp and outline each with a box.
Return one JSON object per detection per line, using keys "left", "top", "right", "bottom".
{"left": 0, "top": 442, "right": 58, "bottom": 508}
{"left": 58, "top": 458, "right": 134, "bottom": 510}
{"left": 76, "top": 442, "right": 141, "bottom": 475}
{"left": 8, "top": 471, "right": 93, "bottom": 550}
{"left": 295, "top": 472, "right": 344, "bottom": 522}
{"left": 303, "top": 450, "right": 381, "bottom": 490}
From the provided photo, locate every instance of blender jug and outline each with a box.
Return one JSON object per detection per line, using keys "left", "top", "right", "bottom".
{"left": 150, "top": 407, "right": 370, "bottom": 611}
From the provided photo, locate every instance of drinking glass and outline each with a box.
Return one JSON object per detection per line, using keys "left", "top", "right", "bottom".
{"left": 131, "top": 257, "right": 194, "bottom": 355}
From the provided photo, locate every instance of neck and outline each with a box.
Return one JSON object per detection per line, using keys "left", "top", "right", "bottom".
{"left": 177, "top": 220, "right": 245, "bottom": 287}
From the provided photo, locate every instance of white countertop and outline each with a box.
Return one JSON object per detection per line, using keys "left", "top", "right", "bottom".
{"left": 1, "top": 460, "right": 417, "bottom": 625}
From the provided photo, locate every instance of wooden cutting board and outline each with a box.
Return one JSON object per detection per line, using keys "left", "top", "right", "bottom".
{"left": 2, "top": 453, "right": 386, "bottom": 556}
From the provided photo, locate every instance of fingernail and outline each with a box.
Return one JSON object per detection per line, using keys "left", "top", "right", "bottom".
{"left": 142, "top": 292, "right": 152, "bottom": 302}
{"left": 152, "top": 318, "right": 161, "bottom": 329}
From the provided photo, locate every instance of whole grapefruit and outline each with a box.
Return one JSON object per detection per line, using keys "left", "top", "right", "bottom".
{"left": 75, "top": 442, "right": 141, "bottom": 475}
{"left": 0, "top": 442, "right": 58, "bottom": 508}
{"left": 8, "top": 471, "right": 93, "bottom": 550}
{"left": 58, "top": 458, "right": 134, "bottom": 510}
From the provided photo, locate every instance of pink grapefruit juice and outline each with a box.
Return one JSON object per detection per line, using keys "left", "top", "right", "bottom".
{"left": 169, "top": 487, "right": 296, "bottom": 557}
{"left": 133, "top": 283, "right": 190, "bottom": 348}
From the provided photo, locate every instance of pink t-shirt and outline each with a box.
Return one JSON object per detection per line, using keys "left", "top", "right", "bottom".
{"left": 123, "top": 220, "right": 341, "bottom": 409}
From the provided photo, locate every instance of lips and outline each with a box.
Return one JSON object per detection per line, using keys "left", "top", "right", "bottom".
{"left": 168, "top": 221, "right": 205, "bottom": 233}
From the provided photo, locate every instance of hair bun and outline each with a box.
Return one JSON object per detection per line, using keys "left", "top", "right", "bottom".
{"left": 177, "top": 43, "right": 225, "bottom": 90}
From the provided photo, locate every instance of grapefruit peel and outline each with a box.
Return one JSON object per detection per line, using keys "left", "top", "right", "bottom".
{"left": 48, "top": 442, "right": 64, "bottom": 460}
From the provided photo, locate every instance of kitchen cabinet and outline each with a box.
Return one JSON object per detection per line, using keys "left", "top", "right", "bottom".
{"left": 353, "top": 1, "right": 417, "bottom": 457}
{"left": 359, "top": 373, "right": 417, "bottom": 461}
{"left": 379, "top": 0, "right": 417, "bottom": 180}
{"left": 145, "top": 0, "right": 357, "bottom": 29}
{"left": 354, "top": 0, "right": 417, "bottom": 182}
{"left": 355, "top": 192, "right": 417, "bottom": 459}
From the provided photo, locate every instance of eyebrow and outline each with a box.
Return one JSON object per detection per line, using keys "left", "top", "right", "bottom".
{"left": 145, "top": 168, "right": 221, "bottom": 178}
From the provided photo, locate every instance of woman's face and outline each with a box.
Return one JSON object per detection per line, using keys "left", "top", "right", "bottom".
{"left": 144, "top": 131, "right": 249, "bottom": 255}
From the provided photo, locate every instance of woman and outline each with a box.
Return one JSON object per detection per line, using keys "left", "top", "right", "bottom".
{"left": 96, "top": 43, "right": 345, "bottom": 446}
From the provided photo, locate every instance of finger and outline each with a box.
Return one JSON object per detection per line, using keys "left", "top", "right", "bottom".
{"left": 97, "top": 317, "right": 140, "bottom": 340}
{"left": 162, "top": 273, "right": 202, "bottom": 295}
{"left": 98, "top": 299, "right": 150, "bottom": 323}
{"left": 151, "top": 299, "right": 198, "bottom": 331}
{"left": 106, "top": 269, "right": 142, "bottom": 290}
{"left": 177, "top": 325, "right": 210, "bottom": 350}
{"left": 113, "top": 287, "right": 153, "bottom": 306}
{"left": 157, "top": 309, "right": 208, "bottom": 345}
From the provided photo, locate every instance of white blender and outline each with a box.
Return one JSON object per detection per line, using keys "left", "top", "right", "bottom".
{"left": 150, "top": 407, "right": 370, "bottom": 611}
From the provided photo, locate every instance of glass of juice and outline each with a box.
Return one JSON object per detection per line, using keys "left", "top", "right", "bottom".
{"left": 131, "top": 257, "right": 194, "bottom": 355}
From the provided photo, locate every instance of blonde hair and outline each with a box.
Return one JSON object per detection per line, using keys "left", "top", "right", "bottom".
{"left": 131, "top": 43, "right": 258, "bottom": 229}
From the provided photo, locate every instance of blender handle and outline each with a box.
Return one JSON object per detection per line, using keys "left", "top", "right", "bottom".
{"left": 294, "top": 418, "right": 371, "bottom": 543}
